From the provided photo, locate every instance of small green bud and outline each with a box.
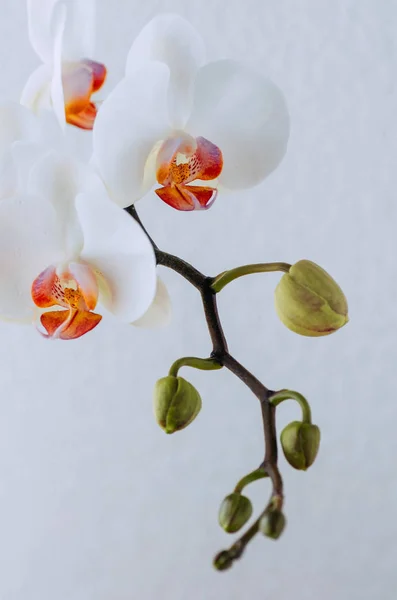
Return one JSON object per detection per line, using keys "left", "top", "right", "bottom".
{"left": 213, "top": 550, "right": 233, "bottom": 571}
{"left": 281, "top": 421, "right": 320, "bottom": 470}
{"left": 274, "top": 259, "right": 348, "bottom": 337}
{"left": 259, "top": 510, "right": 286, "bottom": 540}
{"left": 153, "top": 376, "right": 202, "bottom": 434}
{"left": 218, "top": 493, "right": 253, "bottom": 533}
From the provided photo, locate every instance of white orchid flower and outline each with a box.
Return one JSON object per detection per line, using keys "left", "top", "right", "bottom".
{"left": 92, "top": 14, "right": 290, "bottom": 211}
{"left": 22, "top": 0, "right": 106, "bottom": 130}
{"left": 0, "top": 150, "right": 163, "bottom": 339}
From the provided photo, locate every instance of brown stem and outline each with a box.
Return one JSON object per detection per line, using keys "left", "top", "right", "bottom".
{"left": 201, "top": 283, "right": 228, "bottom": 355}
{"left": 126, "top": 205, "right": 284, "bottom": 565}
{"left": 155, "top": 249, "right": 207, "bottom": 290}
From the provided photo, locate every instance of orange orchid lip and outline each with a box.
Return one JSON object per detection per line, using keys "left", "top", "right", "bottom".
{"left": 63, "top": 59, "right": 107, "bottom": 130}
{"left": 155, "top": 184, "right": 217, "bottom": 211}
{"left": 31, "top": 264, "right": 102, "bottom": 340}
{"left": 40, "top": 309, "right": 102, "bottom": 340}
{"left": 155, "top": 135, "right": 223, "bottom": 211}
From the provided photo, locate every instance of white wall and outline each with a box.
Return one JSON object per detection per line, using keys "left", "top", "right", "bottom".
{"left": 0, "top": 1, "right": 396, "bottom": 598}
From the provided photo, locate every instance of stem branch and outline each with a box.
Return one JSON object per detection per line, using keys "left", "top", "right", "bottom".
{"left": 212, "top": 262, "right": 291, "bottom": 293}
{"left": 169, "top": 356, "right": 222, "bottom": 377}
{"left": 270, "top": 389, "right": 312, "bottom": 423}
{"left": 234, "top": 468, "right": 268, "bottom": 493}
{"left": 126, "top": 205, "right": 284, "bottom": 565}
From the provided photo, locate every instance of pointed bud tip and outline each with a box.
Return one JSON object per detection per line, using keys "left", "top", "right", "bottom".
{"left": 213, "top": 551, "right": 233, "bottom": 571}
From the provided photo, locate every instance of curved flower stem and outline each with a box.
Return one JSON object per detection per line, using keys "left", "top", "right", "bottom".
{"left": 234, "top": 468, "right": 268, "bottom": 494}
{"left": 126, "top": 205, "right": 284, "bottom": 565}
{"left": 125, "top": 205, "right": 159, "bottom": 251}
{"left": 169, "top": 356, "right": 223, "bottom": 377}
{"left": 211, "top": 262, "right": 291, "bottom": 293}
{"left": 270, "top": 389, "right": 312, "bottom": 423}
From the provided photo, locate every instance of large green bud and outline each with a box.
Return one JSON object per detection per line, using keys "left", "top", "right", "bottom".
{"left": 274, "top": 260, "right": 348, "bottom": 337}
{"left": 153, "top": 376, "right": 202, "bottom": 434}
{"left": 259, "top": 509, "right": 286, "bottom": 540}
{"left": 218, "top": 493, "right": 253, "bottom": 533}
{"left": 281, "top": 421, "right": 320, "bottom": 470}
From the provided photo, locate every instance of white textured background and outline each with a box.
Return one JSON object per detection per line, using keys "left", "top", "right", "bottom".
{"left": 0, "top": 0, "right": 396, "bottom": 599}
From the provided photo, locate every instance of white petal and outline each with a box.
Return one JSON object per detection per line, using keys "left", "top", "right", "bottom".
{"left": 187, "top": 60, "right": 290, "bottom": 190}
{"left": 27, "top": 150, "right": 86, "bottom": 257}
{"left": 33, "top": 109, "right": 65, "bottom": 151}
{"left": 61, "top": 0, "right": 96, "bottom": 60}
{"left": 7, "top": 113, "right": 65, "bottom": 197}
{"left": 0, "top": 103, "right": 43, "bottom": 200}
{"left": 75, "top": 191, "right": 157, "bottom": 322}
{"left": 133, "top": 276, "right": 171, "bottom": 328}
{"left": 27, "top": 0, "right": 59, "bottom": 63}
{"left": 0, "top": 194, "right": 63, "bottom": 321}
{"left": 11, "top": 142, "right": 49, "bottom": 196}
{"left": 0, "top": 103, "right": 41, "bottom": 159}
{"left": 20, "top": 65, "right": 52, "bottom": 114}
{"left": 92, "top": 62, "right": 171, "bottom": 207}
{"left": 28, "top": 0, "right": 96, "bottom": 63}
{"left": 126, "top": 14, "right": 205, "bottom": 128}
{"left": 0, "top": 152, "right": 17, "bottom": 201}
{"left": 51, "top": 2, "right": 67, "bottom": 129}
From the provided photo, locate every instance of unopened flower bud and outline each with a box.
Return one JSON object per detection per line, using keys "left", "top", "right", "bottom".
{"left": 281, "top": 421, "right": 320, "bottom": 470}
{"left": 153, "top": 376, "right": 202, "bottom": 434}
{"left": 218, "top": 493, "right": 253, "bottom": 533}
{"left": 259, "top": 509, "right": 286, "bottom": 540}
{"left": 213, "top": 550, "right": 233, "bottom": 571}
{"left": 274, "top": 260, "right": 348, "bottom": 337}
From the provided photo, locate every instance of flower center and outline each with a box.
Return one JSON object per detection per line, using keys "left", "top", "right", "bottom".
{"left": 62, "top": 59, "right": 107, "bottom": 130}
{"left": 154, "top": 133, "right": 223, "bottom": 211}
{"left": 31, "top": 263, "right": 102, "bottom": 340}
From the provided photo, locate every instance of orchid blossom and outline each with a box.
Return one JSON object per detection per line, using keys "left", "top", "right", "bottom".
{"left": 22, "top": 0, "right": 106, "bottom": 130}
{"left": 0, "top": 149, "right": 162, "bottom": 339}
{"left": 92, "top": 14, "right": 290, "bottom": 211}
